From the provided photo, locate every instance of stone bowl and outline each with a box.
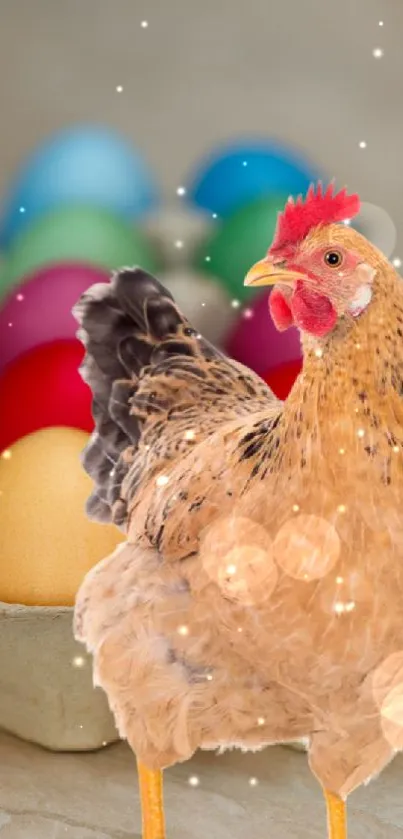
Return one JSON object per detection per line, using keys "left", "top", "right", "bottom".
{"left": 0, "top": 601, "right": 119, "bottom": 751}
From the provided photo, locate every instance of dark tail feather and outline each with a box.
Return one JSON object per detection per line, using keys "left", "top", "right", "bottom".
{"left": 73, "top": 267, "right": 188, "bottom": 525}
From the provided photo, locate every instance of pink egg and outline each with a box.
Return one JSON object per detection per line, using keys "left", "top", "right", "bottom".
{"left": 0, "top": 262, "right": 110, "bottom": 373}
{"left": 224, "top": 290, "right": 302, "bottom": 375}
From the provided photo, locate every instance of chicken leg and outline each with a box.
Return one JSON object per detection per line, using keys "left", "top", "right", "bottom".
{"left": 324, "top": 790, "right": 347, "bottom": 839}
{"left": 137, "top": 762, "right": 166, "bottom": 839}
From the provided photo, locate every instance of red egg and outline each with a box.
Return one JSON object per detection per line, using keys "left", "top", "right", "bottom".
{"left": 263, "top": 359, "right": 303, "bottom": 400}
{"left": 224, "top": 290, "right": 302, "bottom": 376}
{"left": 0, "top": 262, "right": 110, "bottom": 375}
{"left": 0, "top": 339, "right": 93, "bottom": 452}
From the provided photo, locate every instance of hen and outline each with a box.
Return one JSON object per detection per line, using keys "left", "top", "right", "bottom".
{"left": 74, "top": 184, "right": 403, "bottom": 839}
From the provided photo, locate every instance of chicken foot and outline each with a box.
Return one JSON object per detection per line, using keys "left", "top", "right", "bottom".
{"left": 137, "top": 762, "right": 166, "bottom": 839}
{"left": 324, "top": 790, "right": 347, "bottom": 839}
{"left": 135, "top": 763, "right": 347, "bottom": 839}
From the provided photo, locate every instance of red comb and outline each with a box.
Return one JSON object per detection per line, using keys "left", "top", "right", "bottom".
{"left": 269, "top": 183, "right": 361, "bottom": 257}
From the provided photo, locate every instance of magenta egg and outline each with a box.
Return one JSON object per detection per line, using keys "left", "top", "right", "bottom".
{"left": 0, "top": 262, "right": 110, "bottom": 373}
{"left": 224, "top": 290, "right": 302, "bottom": 375}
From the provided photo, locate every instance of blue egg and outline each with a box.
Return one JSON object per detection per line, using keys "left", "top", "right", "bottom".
{"left": 187, "top": 140, "right": 320, "bottom": 218}
{"left": 0, "top": 125, "right": 159, "bottom": 246}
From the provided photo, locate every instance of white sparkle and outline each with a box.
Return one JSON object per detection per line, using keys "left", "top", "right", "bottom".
{"left": 16, "top": 293, "right": 24, "bottom": 302}
{"left": 1, "top": 450, "right": 12, "bottom": 460}
{"left": 72, "top": 656, "right": 86, "bottom": 668}
{"left": 206, "top": 673, "right": 213, "bottom": 681}
{"left": 393, "top": 257, "right": 402, "bottom": 268}
{"left": 188, "top": 775, "right": 200, "bottom": 786}
{"left": 393, "top": 445, "right": 400, "bottom": 453}
{"left": 205, "top": 255, "right": 211, "bottom": 262}
{"left": 292, "top": 504, "right": 300, "bottom": 512}
{"left": 79, "top": 724, "right": 84, "bottom": 729}
{"left": 226, "top": 564, "right": 237, "bottom": 576}
{"left": 237, "top": 627, "right": 243, "bottom": 633}
{"left": 174, "top": 239, "right": 184, "bottom": 249}
{"left": 116, "top": 85, "right": 123, "bottom": 93}
{"left": 355, "top": 342, "right": 361, "bottom": 349}
{"left": 343, "top": 218, "right": 351, "bottom": 226}
{"left": 334, "top": 600, "right": 356, "bottom": 615}
{"left": 314, "top": 348, "right": 323, "bottom": 358}
{"left": 257, "top": 717, "right": 265, "bottom": 726}
{"left": 249, "top": 777, "right": 259, "bottom": 787}
{"left": 212, "top": 213, "right": 218, "bottom": 219}
{"left": 337, "top": 504, "right": 347, "bottom": 514}
{"left": 243, "top": 308, "right": 253, "bottom": 319}
{"left": 102, "top": 741, "right": 108, "bottom": 747}
{"left": 184, "top": 429, "right": 196, "bottom": 441}
{"left": 372, "top": 47, "right": 384, "bottom": 58}
{"left": 156, "top": 474, "right": 169, "bottom": 487}
{"left": 177, "top": 625, "right": 189, "bottom": 636}
{"left": 141, "top": 20, "right": 149, "bottom": 28}
{"left": 242, "top": 160, "right": 248, "bottom": 167}
{"left": 379, "top": 20, "right": 384, "bottom": 26}
{"left": 19, "top": 206, "right": 26, "bottom": 213}
{"left": 336, "top": 576, "right": 344, "bottom": 584}
{"left": 231, "top": 299, "right": 241, "bottom": 309}
{"left": 357, "top": 428, "right": 365, "bottom": 438}
{"left": 339, "top": 448, "right": 345, "bottom": 455}
{"left": 359, "top": 141, "right": 367, "bottom": 149}
{"left": 176, "top": 186, "right": 186, "bottom": 196}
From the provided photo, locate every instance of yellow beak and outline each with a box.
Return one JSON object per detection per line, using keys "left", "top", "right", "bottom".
{"left": 244, "top": 258, "right": 305, "bottom": 287}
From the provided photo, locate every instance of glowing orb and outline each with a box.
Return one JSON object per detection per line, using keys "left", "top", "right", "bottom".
{"left": 273, "top": 514, "right": 340, "bottom": 581}
{"left": 200, "top": 516, "right": 277, "bottom": 604}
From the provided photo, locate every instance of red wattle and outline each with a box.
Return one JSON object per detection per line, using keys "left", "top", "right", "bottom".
{"left": 291, "top": 282, "right": 337, "bottom": 337}
{"left": 269, "top": 288, "right": 294, "bottom": 331}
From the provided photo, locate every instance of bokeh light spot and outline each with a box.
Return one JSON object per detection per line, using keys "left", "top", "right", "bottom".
{"left": 273, "top": 514, "right": 340, "bottom": 581}
{"left": 200, "top": 516, "right": 277, "bottom": 604}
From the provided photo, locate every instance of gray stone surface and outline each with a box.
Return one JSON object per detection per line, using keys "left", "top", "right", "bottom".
{"left": 1, "top": 729, "right": 403, "bottom": 837}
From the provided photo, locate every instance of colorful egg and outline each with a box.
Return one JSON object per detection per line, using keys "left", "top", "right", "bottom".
{"left": 225, "top": 291, "right": 302, "bottom": 376}
{"left": 0, "top": 125, "right": 158, "bottom": 246}
{"left": 0, "top": 427, "right": 123, "bottom": 606}
{"left": 0, "top": 262, "right": 109, "bottom": 374}
{"left": 0, "top": 340, "right": 93, "bottom": 452}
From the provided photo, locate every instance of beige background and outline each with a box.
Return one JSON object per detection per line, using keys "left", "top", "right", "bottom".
{"left": 0, "top": 0, "right": 402, "bottom": 247}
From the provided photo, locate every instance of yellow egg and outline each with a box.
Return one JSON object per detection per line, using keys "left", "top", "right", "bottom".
{"left": 0, "top": 427, "right": 124, "bottom": 606}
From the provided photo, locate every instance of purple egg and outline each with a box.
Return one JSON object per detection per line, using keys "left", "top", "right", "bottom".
{"left": 0, "top": 262, "right": 110, "bottom": 373}
{"left": 224, "top": 289, "right": 302, "bottom": 375}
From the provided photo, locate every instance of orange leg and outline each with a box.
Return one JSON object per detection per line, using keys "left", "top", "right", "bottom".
{"left": 137, "top": 761, "right": 166, "bottom": 839}
{"left": 324, "top": 789, "right": 347, "bottom": 839}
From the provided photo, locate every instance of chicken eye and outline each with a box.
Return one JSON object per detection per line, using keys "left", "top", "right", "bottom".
{"left": 324, "top": 250, "right": 343, "bottom": 268}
